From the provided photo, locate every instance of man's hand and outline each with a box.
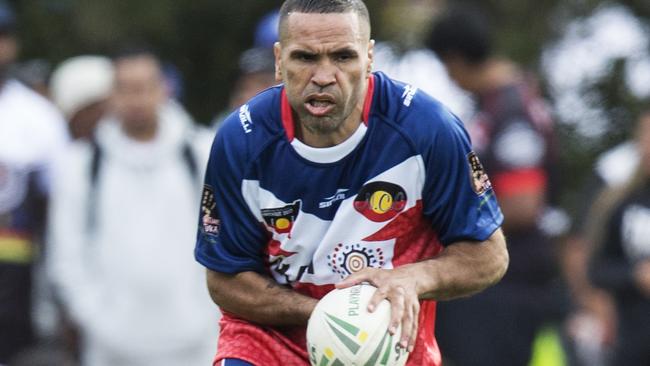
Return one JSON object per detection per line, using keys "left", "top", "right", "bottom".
{"left": 634, "top": 260, "right": 650, "bottom": 298}
{"left": 335, "top": 229, "right": 507, "bottom": 353}
{"left": 336, "top": 266, "right": 420, "bottom": 352}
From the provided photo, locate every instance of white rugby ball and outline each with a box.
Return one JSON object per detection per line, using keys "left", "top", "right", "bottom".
{"left": 307, "top": 284, "right": 409, "bottom": 366}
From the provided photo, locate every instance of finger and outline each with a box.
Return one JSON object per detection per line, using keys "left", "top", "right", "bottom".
{"left": 335, "top": 268, "right": 374, "bottom": 289}
{"left": 399, "top": 295, "right": 414, "bottom": 349}
{"left": 365, "top": 284, "right": 388, "bottom": 313}
{"left": 386, "top": 287, "right": 405, "bottom": 334}
{"left": 408, "top": 301, "right": 420, "bottom": 352}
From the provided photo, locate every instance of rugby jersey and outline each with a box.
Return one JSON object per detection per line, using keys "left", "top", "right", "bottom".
{"left": 195, "top": 72, "right": 503, "bottom": 366}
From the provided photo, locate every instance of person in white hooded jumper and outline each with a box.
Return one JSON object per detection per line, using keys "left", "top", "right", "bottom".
{"left": 47, "top": 47, "right": 219, "bottom": 366}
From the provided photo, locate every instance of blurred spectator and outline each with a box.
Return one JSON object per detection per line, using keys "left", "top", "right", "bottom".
{"left": 548, "top": 8, "right": 648, "bottom": 363}
{"left": 50, "top": 56, "right": 114, "bottom": 140}
{"left": 12, "top": 59, "right": 51, "bottom": 97}
{"left": 231, "top": 47, "right": 276, "bottom": 110}
{"left": 253, "top": 9, "right": 279, "bottom": 49}
{"left": 211, "top": 47, "right": 277, "bottom": 130}
{"left": 372, "top": 0, "right": 473, "bottom": 120}
{"left": 212, "top": 11, "right": 279, "bottom": 130}
{"left": 47, "top": 46, "right": 218, "bottom": 366}
{"left": 0, "top": 0, "right": 69, "bottom": 363}
{"left": 427, "top": 5, "right": 564, "bottom": 366}
{"left": 588, "top": 109, "right": 650, "bottom": 366}
{"left": 561, "top": 140, "right": 640, "bottom": 366}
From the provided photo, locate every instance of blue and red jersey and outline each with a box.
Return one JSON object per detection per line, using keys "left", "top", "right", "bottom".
{"left": 195, "top": 72, "right": 503, "bottom": 365}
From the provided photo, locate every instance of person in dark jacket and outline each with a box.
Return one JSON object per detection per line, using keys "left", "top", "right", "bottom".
{"left": 590, "top": 109, "right": 650, "bottom": 366}
{"left": 427, "top": 5, "right": 563, "bottom": 365}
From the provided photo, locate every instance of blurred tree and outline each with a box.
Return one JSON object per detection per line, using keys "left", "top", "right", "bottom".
{"left": 541, "top": 1, "right": 650, "bottom": 211}
{"left": 12, "top": 0, "right": 277, "bottom": 122}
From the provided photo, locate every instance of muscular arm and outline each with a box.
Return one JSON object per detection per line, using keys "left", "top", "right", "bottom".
{"left": 414, "top": 228, "right": 508, "bottom": 300}
{"left": 206, "top": 270, "right": 318, "bottom": 326}
{"left": 338, "top": 228, "right": 508, "bottom": 300}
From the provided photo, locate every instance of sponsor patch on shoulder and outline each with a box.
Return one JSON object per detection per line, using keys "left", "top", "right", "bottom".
{"left": 468, "top": 152, "right": 492, "bottom": 195}
{"left": 201, "top": 185, "right": 220, "bottom": 235}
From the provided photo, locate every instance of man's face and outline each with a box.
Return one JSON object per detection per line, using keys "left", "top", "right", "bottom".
{"left": 274, "top": 12, "right": 373, "bottom": 135}
{"left": 111, "top": 55, "right": 165, "bottom": 129}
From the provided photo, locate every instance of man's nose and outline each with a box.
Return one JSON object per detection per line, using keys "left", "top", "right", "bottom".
{"left": 311, "top": 63, "right": 336, "bottom": 88}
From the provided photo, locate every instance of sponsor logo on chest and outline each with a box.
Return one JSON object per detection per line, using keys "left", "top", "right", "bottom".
{"left": 319, "top": 189, "right": 349, "bottom": 209}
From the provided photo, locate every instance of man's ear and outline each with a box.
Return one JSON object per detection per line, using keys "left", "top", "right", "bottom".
{"left": 367, "top": 39, "right": 375, "bottom": 75}
{"left": 274, "top": 42, "right": 283, "bottom": 82}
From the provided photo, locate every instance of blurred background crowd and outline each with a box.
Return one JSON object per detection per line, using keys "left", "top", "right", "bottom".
{"left": 1, "top": 0, "right": 650, "bottom": 365}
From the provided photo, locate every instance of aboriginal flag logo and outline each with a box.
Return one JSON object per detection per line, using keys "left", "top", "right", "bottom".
{"left": 261, "top": 200, "right": 301, "bottom": 235}
{"left": 353, "top": 182, "right": 407, "bottom": 222}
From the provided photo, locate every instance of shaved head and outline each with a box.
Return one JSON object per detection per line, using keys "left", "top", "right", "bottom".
{"left": 279, "top": 0, "right": 371, "bottom": 42}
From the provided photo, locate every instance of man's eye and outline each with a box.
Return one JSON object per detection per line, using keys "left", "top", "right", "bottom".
{"left": 335, "top": 53, "right": 355, "bottom": 62}
{"left": 296, "top": 53, "right": 316, "bottom": 62}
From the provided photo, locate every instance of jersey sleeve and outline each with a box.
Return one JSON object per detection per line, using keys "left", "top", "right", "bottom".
{"left": 420, "top": 108, "right": 503, "bottom": 245}
{"left": 194, "top": 119, "right": 268, "bottom": 274}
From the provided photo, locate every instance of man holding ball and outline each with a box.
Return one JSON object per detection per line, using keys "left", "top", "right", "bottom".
{"left": 195, "top": 1, "right": 508, "bottom": 365}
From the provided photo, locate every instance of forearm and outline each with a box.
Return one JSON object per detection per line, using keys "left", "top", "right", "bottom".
{"left": 413, "top": 229, "right": 509, "bottom": 300}
{"left": 206, "top": 269, "right": 318, "bottom": 326}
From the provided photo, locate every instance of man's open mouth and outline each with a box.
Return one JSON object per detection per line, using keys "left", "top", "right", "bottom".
{"left": 305, "top": 95, "right": 336, "bottom": 117}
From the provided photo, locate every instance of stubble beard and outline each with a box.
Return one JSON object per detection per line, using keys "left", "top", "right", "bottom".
{"left": 299, "top": 112, "right": 346, "bottom": 135}
{"left": 297, "top": 93, "right": 360, "bottom": 136}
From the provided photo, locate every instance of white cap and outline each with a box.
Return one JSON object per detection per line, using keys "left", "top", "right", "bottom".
{"left": 50, "top": 55, "right": 114, "bottom": 119}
